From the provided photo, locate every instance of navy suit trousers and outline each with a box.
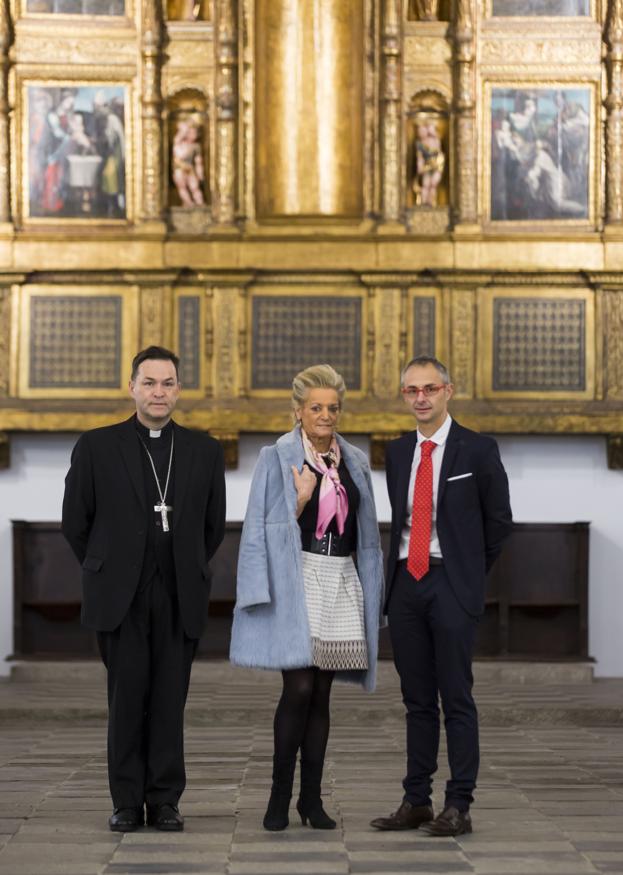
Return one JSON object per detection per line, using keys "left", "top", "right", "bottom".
{"left": 388, "top": 561, "right": 479, "bottom": 812}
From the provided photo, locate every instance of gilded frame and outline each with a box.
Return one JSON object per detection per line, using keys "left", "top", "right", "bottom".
{"left": 16, "top": 77, "right": 135, "bottom": 227}
{"left": 482, "top": 81, "right": 598, "bottom": 229}
{"left": 12, "top": 284, "right": 139, "bottom": 399}
{"left": 476, "top": 286, "right": 595, "bottom": 401}
{"left": 246, "top": 285, "right": 369, "bottom": 399}
{"left": 173, "top": 287, "right": 206, "bottom": 400}
{"left": 485, "top": 0, "right": 594, "bottom": 18}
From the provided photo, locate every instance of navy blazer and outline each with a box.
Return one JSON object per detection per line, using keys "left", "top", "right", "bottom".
{"left": 385, "top": 419, "right": 513, "bottom": 617}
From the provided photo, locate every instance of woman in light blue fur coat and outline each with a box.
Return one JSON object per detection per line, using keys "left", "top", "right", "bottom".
{"left": 230, "top": 364, "right": 384, "bottom": 833}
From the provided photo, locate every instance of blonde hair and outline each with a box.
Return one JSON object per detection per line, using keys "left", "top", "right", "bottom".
{"left": 291, "top": 364, "right": 346, "bottom": 417}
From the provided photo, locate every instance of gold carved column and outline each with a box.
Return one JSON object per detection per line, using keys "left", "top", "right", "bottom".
{"left": 214, "top": 0, "right": 238, "bottom": 226}
{"left": 605, "top": 0, "right": 623, "bottom": 226}
{"left": 138, "top": 279, "right": 175, "bottom": 349}
{"left": 254, "top": 0, "right": 364, "bottom": 219}
{"left": 0, "top": 0, "right": 11, "bottom": 227}
{"left": 380, "top": 0, "right": 402, "bottom": 225}
{"left": 449, "top": 286, "right": 475, "bottom": 398}
{"left": 141, "top": 1, "right": 164, "bottom": 226}
{"left": 453, "top": 0, "right": 477, "bottom": 229}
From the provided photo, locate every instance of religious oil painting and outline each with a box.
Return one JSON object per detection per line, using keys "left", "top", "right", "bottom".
{"left": 489, "top": 87, "right": 591, "bottom": 223}
{"left": 25, "top": 1, "right": 124, "bottom": 13}
{"left": 27, "top": 85, "right": 127, "bottom": 221}
{"left": 491, "top": 0, "right": 589, "bottom": 14}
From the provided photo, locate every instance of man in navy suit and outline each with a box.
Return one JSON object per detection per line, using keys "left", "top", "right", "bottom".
{"left": 371, "top": 355, "right": 512, "bottom": 836}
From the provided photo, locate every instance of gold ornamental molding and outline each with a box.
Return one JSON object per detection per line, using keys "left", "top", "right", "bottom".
{"left": 213, "top": 0, "right": 237, "bottom": 226}
{"left": 140, "top": 0, "right": 164, "bottom": 225}
{"left": 606, "top": 0, "right": 623, "bottom": 226}
{"left": 453, "top": 0, "right": 477, "bottom": 228}
{"left": 380, "top": 0, "right": 403, "bottom": 224}
{"left": 0, "top": 0, "right": 10, "bottom": 227}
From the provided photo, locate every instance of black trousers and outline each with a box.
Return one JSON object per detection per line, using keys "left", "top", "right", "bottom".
{"left": 388, "top": 561, "right": 479, "bottom": 812}
{"left": 97, "top": 575, "right": 197, "bottom": 809}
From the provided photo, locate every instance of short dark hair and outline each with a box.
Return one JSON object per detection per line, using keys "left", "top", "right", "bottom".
{"left": 131, "top": 346, "right": 180, "bottom": 381}
{"left": 401, "top": 355, "right": 450, "bottom": 386}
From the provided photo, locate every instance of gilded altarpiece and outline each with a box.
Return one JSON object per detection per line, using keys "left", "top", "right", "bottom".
{"left": 0, "top": 0, "right": 621, "bottom": 469}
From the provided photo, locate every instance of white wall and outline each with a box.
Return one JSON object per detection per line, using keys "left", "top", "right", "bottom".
{"left": 1, "top": 432, "right": 621, "bottom": 676}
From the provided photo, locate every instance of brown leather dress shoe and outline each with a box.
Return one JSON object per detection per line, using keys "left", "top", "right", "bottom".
{"left": 108, "top": 806, "right": 144, "bottom": 832}
{"left": 370, "top": 800, "right": 434, "bottom": 831}
{"left": 419, "top": 806, "right": 472, "bottom": 836}
{"left": 146, "top": 803, "right": 184, "bottom": 831}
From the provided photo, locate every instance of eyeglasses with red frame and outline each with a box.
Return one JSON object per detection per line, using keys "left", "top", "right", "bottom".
{"left": 400, "top": 384, "right": 447, "bottom": 398}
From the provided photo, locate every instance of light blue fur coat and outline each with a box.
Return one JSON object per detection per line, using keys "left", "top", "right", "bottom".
{"left": 229, "top": 426, "right": 385, "bottom": 691}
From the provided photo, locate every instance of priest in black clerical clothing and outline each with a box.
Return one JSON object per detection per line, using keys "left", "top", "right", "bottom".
{"left": 62, "top": 346, "right": 226, "bottom": 833}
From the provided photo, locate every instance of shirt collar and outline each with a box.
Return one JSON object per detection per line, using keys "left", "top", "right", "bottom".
{"left": 417, "top": 414, "right": 452, "bottom": 448}
{"left": 134, "top": 415, "right": 174, "bottom": 441}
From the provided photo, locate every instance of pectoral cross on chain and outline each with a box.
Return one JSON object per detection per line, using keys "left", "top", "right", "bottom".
{"left": 154, "top": 501, "right": 173, "bottom": 532}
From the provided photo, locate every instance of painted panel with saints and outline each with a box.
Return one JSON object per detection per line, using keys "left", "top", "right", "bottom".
{"left": 28, "top": 86, "right": 127, "bottom": 221}
{"left": 25, "top": 1, "right": 124, "bottom": 13}
{"left": 490, "top": 88, "right": 590, "bottom": 222}
{"left": 491, "top": 1, "right": 589, "bottom": 15}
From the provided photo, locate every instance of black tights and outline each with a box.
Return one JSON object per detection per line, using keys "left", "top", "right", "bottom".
{"left": 273, "top": 668, "right": 335, "bottom": 766}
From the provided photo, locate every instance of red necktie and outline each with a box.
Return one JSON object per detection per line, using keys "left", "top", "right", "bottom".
{"left": 407, "top": 440, "right": 436, "bottom": 581}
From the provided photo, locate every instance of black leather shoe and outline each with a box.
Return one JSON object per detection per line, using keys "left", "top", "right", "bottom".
{"left": 419, "top": 806, "right": 472, "bottom": 836}
{"left": 146, "top": 803, "right": 184, "bottom": 831}
{"left": 109, "top": 807, "right": 144, "bottom": 832}
{"left": 370, "top": 800, "right": 434, "bottom": 831}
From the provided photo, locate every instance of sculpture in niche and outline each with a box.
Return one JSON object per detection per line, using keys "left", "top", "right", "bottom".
{"left": 414, "top": 118, "right": 445, "bottom": 207}
{"left": 412, "top": 1, "right": 440, "bottom": 20}
{"left": 171, "top": 114, "right": 205, "bottom": 207}
{"left": 407, "top": 92, "right": 449, "bottom": 212}
{"left": 166, "top": 0, "right": 210, "bottom": 20}
{"left": 409, "top": 0, "right": 451, "bottom": 19}
{"left": 167, "top": 90, "right": 210, "bottom": 230}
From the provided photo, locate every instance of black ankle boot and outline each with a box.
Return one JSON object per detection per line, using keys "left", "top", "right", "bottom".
{"left": 296, "top": 796, "right": 336, "bottom": 829}
{"left": 297, "top": 758, "right": 337, "bottom": 830}
{"left": 263, "top": 757, "right": 296, "bottom": 831}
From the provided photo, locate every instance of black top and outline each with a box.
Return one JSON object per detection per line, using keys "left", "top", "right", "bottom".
{"left": 298, "top": 457, "right": 360, "bottom": 549}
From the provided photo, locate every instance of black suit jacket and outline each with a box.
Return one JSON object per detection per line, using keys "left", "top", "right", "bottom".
{"left": 62, "top": 416, "right": 226, "bottom": 638}
{"left": 385, "top": 419, "right": 512, "bottom": 617}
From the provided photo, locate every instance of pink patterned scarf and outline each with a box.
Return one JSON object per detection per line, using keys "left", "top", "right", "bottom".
{"left": 300, "top": 427, "right": 349, "bottom": 539}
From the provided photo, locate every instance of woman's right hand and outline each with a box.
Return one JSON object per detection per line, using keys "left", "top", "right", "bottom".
{"left": 292, "top": 464, "right": 316, "bottom": 516}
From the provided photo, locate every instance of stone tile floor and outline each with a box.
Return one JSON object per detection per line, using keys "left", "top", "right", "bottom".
{"left": 0, "top": 661, "right": 622, "bottom": 874}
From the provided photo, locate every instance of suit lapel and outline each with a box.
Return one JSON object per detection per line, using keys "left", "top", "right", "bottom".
{"left": 118, "top": 416, "right": 146, "bottom": 510}
{"left": 395, "top": 431, "right": 418, "bottom": 532}
{"left": 172, "top": 423, "right": 193, "bottom": 529}
{"left": 437, "top": 420, "right": 461, "bottom": 509}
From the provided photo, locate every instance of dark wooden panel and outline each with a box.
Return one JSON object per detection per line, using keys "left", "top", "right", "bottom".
{"left": 12, "top": 520, "right": 589, "bottom": 661}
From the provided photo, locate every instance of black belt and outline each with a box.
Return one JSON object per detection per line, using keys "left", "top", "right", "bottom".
{"left": 301, "top": 531, "right": 354, "bottom": 557}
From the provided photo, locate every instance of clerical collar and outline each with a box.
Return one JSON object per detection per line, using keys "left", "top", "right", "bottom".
{"left": 134, "top": 416, "right": 174, "bottom": 441}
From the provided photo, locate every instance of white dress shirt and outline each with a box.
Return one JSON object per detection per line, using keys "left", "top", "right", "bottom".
{"left": 398, "top": 414, "right": 452, "bottom": 560}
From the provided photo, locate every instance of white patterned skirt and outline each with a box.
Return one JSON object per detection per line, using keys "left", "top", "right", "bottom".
{"left": 301, "top": 551, "right": 368, "bottom": 671}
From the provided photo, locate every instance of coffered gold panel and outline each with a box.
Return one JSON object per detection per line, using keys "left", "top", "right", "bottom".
{"left": 12, "top": 284, "right": 139, "bottom": 399}
{"left": 477, "top": 286, "right": 595, "bottom": 401}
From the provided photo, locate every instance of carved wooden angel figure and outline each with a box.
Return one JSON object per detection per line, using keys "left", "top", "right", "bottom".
{"left": 171, "top": 115, "right": 205, "bottom": 208}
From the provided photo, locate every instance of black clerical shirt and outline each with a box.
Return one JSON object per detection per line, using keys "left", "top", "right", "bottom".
{"left": 135, "top": 417, "right": 176, "bottom": 590}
